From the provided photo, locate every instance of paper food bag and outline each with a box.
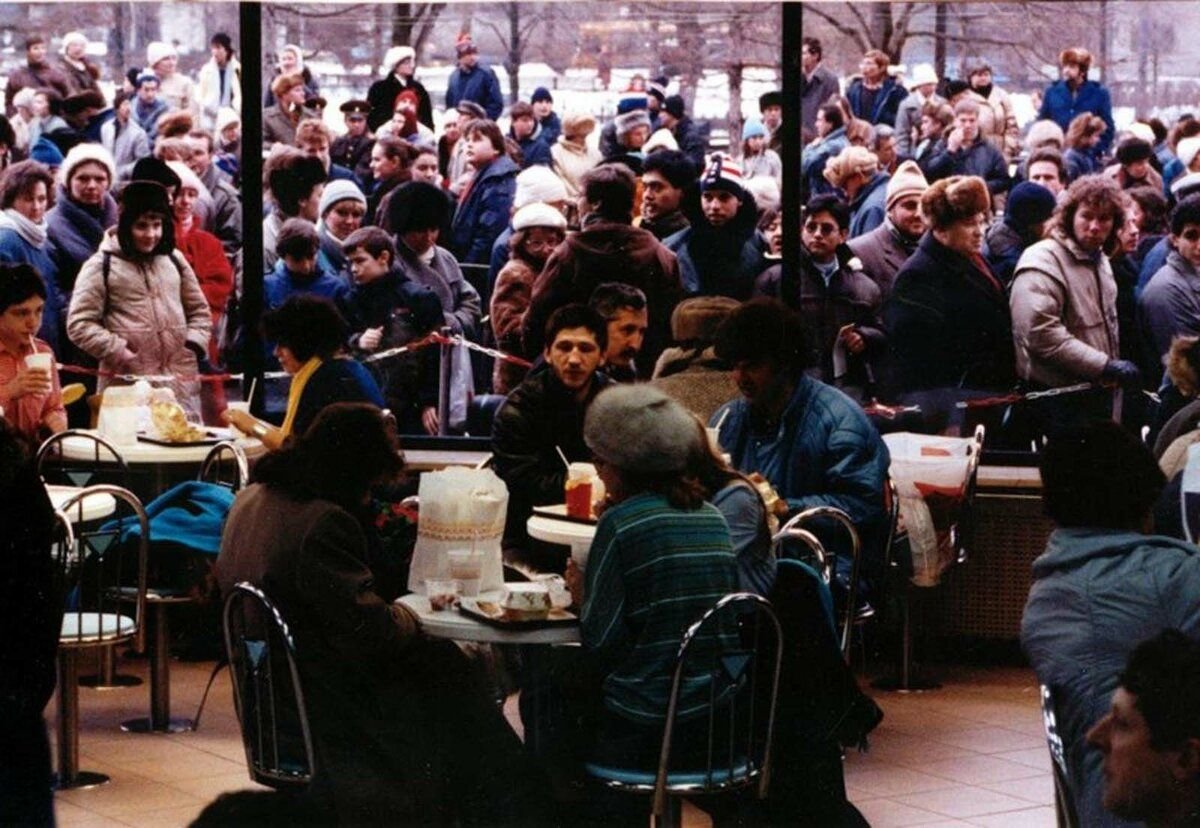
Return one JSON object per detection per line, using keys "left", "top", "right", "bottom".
{"left": 407, "top": 467, "right": 508, "bottom": 594}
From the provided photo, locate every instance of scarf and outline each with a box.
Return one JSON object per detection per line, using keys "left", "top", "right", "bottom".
{"left": 885, "top": 218, "right": 920, "bottom": 253}
{"left": 281, "top": 356, "right": 322, "bottom": 436}
{"left": 0, "top": 208, "right": 47, "bottom": 247}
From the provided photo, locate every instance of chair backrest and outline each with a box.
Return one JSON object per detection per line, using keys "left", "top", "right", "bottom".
{"left": 223, "top": 582, "right": 316, "bottom": 790}
{"left": 773, "top": 506, "right": 861, "bottom": 661}
{"left": 198, "top": 441, "right": 250, "bottom": 492}
{"left": 54, "top": 485, "right": 149, "bottom": 651}
{"left": 37, "top": 429, "right": 130, "bottom": 489}
{"left": 1040, "top": 684, "right": 1079, "bottom": 828}
{"left": 652, "top": 593, "right": 784, "bottom": 820}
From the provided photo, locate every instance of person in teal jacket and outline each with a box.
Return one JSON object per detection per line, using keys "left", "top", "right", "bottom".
{"left": 1022, "top": 421, "right": 1200, "bottom": 828}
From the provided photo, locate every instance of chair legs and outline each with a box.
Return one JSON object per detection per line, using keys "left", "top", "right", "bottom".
{"left": 190, "top": 658, "right": 229, "bottom": 731}
{"left": 78, "top": 644, "right": 143, "bottom": 689}
{"left": 871, "top": 585, "right": 941, "bottom": 692}
{"left": 122, "top": 601, "right": 194, "bottom": 733}
{"left": 54, "top": 649, "right": 110, "bottom": 790}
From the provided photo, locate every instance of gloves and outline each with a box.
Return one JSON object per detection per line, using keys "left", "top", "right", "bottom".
{"left": 1101, "top": 359, "right": 1141, "bottom": 389}
{"left": 186, "top": 341, "right": 217, "bottom": 375}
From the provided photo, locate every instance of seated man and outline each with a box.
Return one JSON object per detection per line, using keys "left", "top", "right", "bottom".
{"left": 1022, "top": 422, "right": 1200, "bottom": 828}
{"left": 588, "top": 282, "right": 648, "bottom": 383}
{"left": 492, "top": 304, "right": 612, "bottom": 571}
{"left": 1086, "top": 630, "right": 1200, "bottom": 828}
{"left": 709, "top": 298, "right": 890, "bottom": 600}
{"left": 338, "top": 227, "right": 444, "bottom": 435}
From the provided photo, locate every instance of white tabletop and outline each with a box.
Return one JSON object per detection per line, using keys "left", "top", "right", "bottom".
{"left": 46, "top": 484, "right": 117, "bottom": 523}
{"left": 402, "top": 449, "right": 492, "bottom": 471}
{"left": 527, "top": 506, "right": 597, "bottom": 569}
{"left": 398, "top": 592, "right": 580, "bottom": 645}
{"left": 59, "top": 429, "right": 266, "bottom": 465}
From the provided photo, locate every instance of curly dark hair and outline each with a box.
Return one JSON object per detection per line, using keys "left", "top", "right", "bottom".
{"left": 1052, "top": 174, "right": 1128, "bottom": 256}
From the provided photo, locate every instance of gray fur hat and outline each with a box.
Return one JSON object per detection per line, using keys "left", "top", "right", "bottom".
{"left": 584, "top": 385, "right": 700, "bottom": 472}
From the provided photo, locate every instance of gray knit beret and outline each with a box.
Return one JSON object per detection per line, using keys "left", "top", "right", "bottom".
{"left": 584, "top": 384, "right": 700, "bottom": 472}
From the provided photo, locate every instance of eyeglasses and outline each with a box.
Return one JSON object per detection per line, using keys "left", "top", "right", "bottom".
{"left": 803, "top": 221, "right": 839, "bottom": 236}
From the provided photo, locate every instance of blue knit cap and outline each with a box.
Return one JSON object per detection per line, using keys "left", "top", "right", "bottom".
{"left": 742, "top": 119, "right": 767, "bottom": 141}
{"left": 30, "top": 136, "right": 64, "bottom": 167}
{"left": 531, "top": 86, "right": 552, "bottom": 104}
{"left": 1005, "top": 181, "right": 1057, "bottom": 230}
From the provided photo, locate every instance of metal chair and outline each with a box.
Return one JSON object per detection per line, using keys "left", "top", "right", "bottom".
{"left": 1040, "top": 684, "right": 1080, "bottom": 828}
{"left": 52, "top": 485, "right": 149, "bottom": 790}
{"left": 772, "top": 506, "right": 862, "bottom": 662}
{"left": 198, "top": 440, "right": 250, "bottom": 492}
{"left": 585, "top": 593, "right": 784, "bottom": 828}
{"left": 224, "top": 582, "right": 316, "bottom": 790}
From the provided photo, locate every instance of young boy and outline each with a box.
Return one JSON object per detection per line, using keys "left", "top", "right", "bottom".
{"left": 339, "top": 226, "right": 443, "bottom": 433}
{"left": 264, "top": 218, "right": 346, "bottom": 311}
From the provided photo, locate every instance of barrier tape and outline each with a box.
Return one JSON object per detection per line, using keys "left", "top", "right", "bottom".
{"left": 952, "top": 382, "right": 1161, "bottom": 409}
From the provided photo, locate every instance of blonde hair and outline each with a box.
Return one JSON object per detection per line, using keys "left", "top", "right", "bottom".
{"left": 823, "top": 145, "right": 879, "bottom": 189}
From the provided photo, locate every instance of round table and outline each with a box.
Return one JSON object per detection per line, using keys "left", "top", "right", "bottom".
{"left": 397, "top": 592, "right": 579, "bottom": 645}
{"left": 526, "top": 507, "right": 597, "bottom": 569}
{"left": 46, "top": 484, "right": 117, "bottom": 523}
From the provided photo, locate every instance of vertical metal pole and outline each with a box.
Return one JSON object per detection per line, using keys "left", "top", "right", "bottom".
{"left": 779, "top": 2, "right": 800, "bottom": 308}
{"left": 151, "top": 604, "right": 170, "bottom": 729}
{"left": 58, "top": 650, "right": 79, "bottom": 785}
{"left": 437, "top": 326, "right": 452, "bottom": 436}
{"left": 240, "top": 2, "right": 265, "bottom": 417}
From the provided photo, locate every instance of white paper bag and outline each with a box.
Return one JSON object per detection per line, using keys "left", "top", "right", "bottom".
{"left": 407, "top": 467, "right": 509, "bottom": 594}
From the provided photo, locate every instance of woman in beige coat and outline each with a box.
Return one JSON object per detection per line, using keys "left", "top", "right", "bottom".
{"left": 550, "top": 112, "right": 602, "bottom": 198}
{"left": 67, "top": 181, "right": 211, "bottom": 417}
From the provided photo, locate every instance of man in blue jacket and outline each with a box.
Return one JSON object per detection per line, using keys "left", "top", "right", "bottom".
{"left": 921, "top": 99, "right": 1010, "bottom": 197}
{"left": 845, "top": 49, "right": 907, "bottom": 127}
{"left": 444, "top": 35, "right": 503, "bottom": 121}
{"left": 1038, "top": 47, "right": 1116, "bottom": 158}
{"left": 710, "top": 298, "right": 890, "bottom": 602}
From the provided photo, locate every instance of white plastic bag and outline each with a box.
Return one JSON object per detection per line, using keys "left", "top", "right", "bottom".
{"left": 882, "top": 432, "right": 975, "bottom": 587}
{"left": 407, "top": 467, "right": 508, "bottom": 594}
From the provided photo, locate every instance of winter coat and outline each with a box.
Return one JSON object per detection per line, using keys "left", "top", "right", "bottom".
{"left": 524, "top": 221, "right": 681, "bottom": 375}
{"left": 1138, "top": 249, "right": 1200, "bottom": 362}
{"left": 665, "top": 220, "right": 770, "bottom": 300}
{"left": 492, "top": 367, "right": 613, "bottom": 551}
{"left": 175, "top": 224, "right": 233, "bottom": 353}
{"left": 538, "top": 112, "right": 562, "bottom": 147}
{"left": 1038, "top": 79, "right": 1116, "bottom": 156}
{"left": 639, "top": 210, "right": 690, "bottom": 243}
{"left": 1102, "top": 162, "right": 1163, "bottom": 193}
{"left": 198, "top": 164, "right": 243, "bottom": 259}
{"left": 262, "top": 104, "right": 303, "bottom": 149}
{"left": 445, "top": 64, "right": 504, "bottom": 121}
{"left": 512, "top": 133, "right": 552, "bottom": 169}
{"left": 800, "top": 64, "right": 840, "bottom": 133}
{"left": 262, "top": 67, "right": 318, "bottom": 109}
{"left": 156, "top": 72, "right": 198, "bottom": 119}
{"left": 490, "top": 256, "right": 539, "bottom": 395}
{"left": 133, "top": 97, "right": 169, "bottom": 145}
{"left": 1022, "top": 528, "right": 1200, "bottom": 828}
{"left": 196, "top": 58, "right": 242, "bottom": 131}
{"left": 845, "top": 76, "right": 907, "bottom": 127}
{"left": 921, "top": 136, "right": 1010, "bottom": 195}
{"left": 968, "top": 86, "right": 1020, "bottom": 161}
{"left": 756, "top": 248, "right": 885, "bottom": 394}
{"left": 650, "top": 346, "right": 740, "bottom": 424}
{"left": 3, "top": 61, "right": 69, "bottom": 115}
{"left": 264, "top": 258, "right": 347, "bottom": 311}
{"left": 449, "top": 155, "right": 519, "bottom": 265}
{"left": 317, "top": 225, "right": 350, "bottom": 282}
{"left": 742, "top": 149, "right": 783, "bottom": 183}
{"left": 0, "top": 227, "right": 63, "bottom": 352}
{"left": 46, "top": 189, "right": 119, "bottom": 298}
{"left": 393, "top": 243, "right": 482, "bottom": 338}
{"left": 367, "top": 74, "right": 433, "bottom": 133}
{"left": 894, "top": 92, "right": 944, "bottom": 158}
{"left": 848, "top": 172, "right": 890, "bottom": 239}
{"left": 800, "top": 126, "right": 848, "bottom": 198}
{"left": 66, "top": 231, "right": 211, "bottom": 410}
{"left": 58, "top": 57, "right": 102, "bottom": 98}
{"left": 1063, "top": 147, "right": 1099, "bottom": 183}
{"left": 99, "top": 118, "right": 150, "bottom": 180}
{"left": 884, "top": 232, "right": 1015, "bottom": 394}
{"left": 983, "top": 218, "right": 1038, "bottom": 289}
{"left": 551, "top": 137, "right": 603, "bottom": 198}
{"left": 1011, "top": 231, "right": 1120, "bottom": 386}
{"left": 670, "top": 116, "right": 707, "bottom": 170}
{"left": 1136, "top": 235, "right": 1171, "bottom": 297}
{"left": 846, "top": 219, "right": 919, "bottom": 300}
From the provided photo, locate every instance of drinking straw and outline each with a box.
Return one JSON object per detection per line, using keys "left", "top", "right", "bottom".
{"left": 28, "top": 334, "right": 37, "bottom": 354}
{"left": 247, "top": 376, "right": 258, "bottom": 406}
{"left": 713, "top": 407, "right": 730, "bottom": 431}
{"left": 555, "top": 445, "right": 570, "bottom": 471}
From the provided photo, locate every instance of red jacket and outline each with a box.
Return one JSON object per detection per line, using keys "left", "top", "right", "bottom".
{"left": 176, "top": 225, "right": 233, "bottom": 358}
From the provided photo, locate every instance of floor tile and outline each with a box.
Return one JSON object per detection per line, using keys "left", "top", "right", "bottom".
{"left": 853, "top": 797, "right": 950, "bottom": 827}
{"left": 966, "top": 806, "right": 1057, "bottom": 827}
{"left": 892, "top": 785, "right": 1039, "bottom": 819}
{"left": 844, "top": 766, "right": 961, "bottom": 798}
{"left": 979, "top": 773, "right": 1057, "bottom": 806}
{"left": 920, "top": 754, "right": 1046, "bottom": 785}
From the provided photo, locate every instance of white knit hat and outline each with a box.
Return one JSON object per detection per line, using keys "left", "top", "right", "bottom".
{"left": 60, "top": 32, "right": 87, "bottom": 56}
{"left": 907, "top": 63, "right": 938, "bottom": 90}
{"left": 642, "top": 127, "right": 679, "bottom": 154}
{"left": 383, "top": 45, "right": 416, "bottom": 73}
{"left": 1127, "top": 122, "right": 1156, "bottom": 146}
{"left": 58, "top": 143, "right": 117, "bottom": 190}
{"left": 318, "top": 179, "right": 367, "bottom": 218}
{"left": 146, "top": 41, "right": 176, "bottom": 68}
{"left": 513, "top": 166, "right": 568, "bottom": 209}
{"left": 615, "top": 109, "right": 652, "bottom": 138}
{"left": 1178, "top": 136, "right": 1200, "bottom": 172}
{"left": 215, "top": 107, "right": 240, "bottom": 135}
{"left": 584, "top": 385, "right": 701, "bottom": 472}
{"left": 512, "top": 202, "right": 567, "bottom": 232}
{"left": 165, "top": 161, "right": 210, "bottom": 202}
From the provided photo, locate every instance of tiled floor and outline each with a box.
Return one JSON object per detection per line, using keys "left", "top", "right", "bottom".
{"left": 46, "top": 654, "right": 1054, "bottom": 827}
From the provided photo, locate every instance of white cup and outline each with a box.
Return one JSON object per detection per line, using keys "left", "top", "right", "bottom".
{"left": 25, "top": 352, "right": 53, "bottom": 373}
{"left": 225, "top": 401, "right": 251, "bottom": 434}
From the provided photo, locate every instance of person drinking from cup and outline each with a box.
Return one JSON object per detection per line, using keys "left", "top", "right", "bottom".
{"left": 0, "top": 262, "right": 65, "bottom": 441}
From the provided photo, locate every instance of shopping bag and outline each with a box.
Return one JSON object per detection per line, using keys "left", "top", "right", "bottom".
{"left": 881, "top": 432, "right": 975, "bottom": 587}
{"left": 406, "top": 467, "right": 508, "bottom": 594}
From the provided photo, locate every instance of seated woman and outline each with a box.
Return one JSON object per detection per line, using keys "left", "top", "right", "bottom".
{"left": 0, "top": 263, "right": 66, "bottom": 444}
{"left": 224, "top": 295, "right": 383, "bottom": 450}
{"left": 216, "top": 403, "right": 546, "bottom": 824}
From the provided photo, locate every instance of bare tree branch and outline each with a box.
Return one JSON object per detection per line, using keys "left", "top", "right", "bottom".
{"left": 803, "top": 4, "right": 869, "bottom": 53}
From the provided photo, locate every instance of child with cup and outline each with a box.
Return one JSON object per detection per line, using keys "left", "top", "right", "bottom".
{"left": 0, "top": 263, "right": 66, "bottom": 441}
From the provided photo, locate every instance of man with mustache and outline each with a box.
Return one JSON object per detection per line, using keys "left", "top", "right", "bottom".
{"left": 588, "top": 282, "right": 647, "bottom": 383}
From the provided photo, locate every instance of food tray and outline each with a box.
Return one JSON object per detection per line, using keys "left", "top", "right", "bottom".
{"left": 137, "top": 429, "right": 228, "bottom": 447}
{"left": 458, "top": 598, "right": 578, "bottom": 629}
{"left": 532, "top": 503, "right": 597, "bottom": 525}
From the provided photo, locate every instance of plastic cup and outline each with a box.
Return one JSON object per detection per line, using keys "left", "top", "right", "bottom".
{"left": 25, "top": 352, "right": 53, "bottom": 373}
{"left": 225, "top": 401, "right": 251, "bottom": 434}
{"left": 425, "top": 578, "right": 460, "bottom": 611}
{"left": 447, "top": 549, "right": 484, "bottom": 597}
{"left": 565, "top": 462, "right": 596, "bottom": 519}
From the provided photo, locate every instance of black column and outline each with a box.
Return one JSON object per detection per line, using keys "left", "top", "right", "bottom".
{"left": 239, "top": 2, "right": 264, "bottom": 413}
{"left": 780, "top": 2, "right": 801, "bottom": 308}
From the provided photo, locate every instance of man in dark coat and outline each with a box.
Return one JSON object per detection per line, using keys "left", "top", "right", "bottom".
{"left": 4, "top": 35, "right": 69, "bottom": 116}
{"left": 884, "top": 175, "right": 1016, "bottom": 418}
{"left": 640, "top": 149, "right": 695, "bottom": 241}
{"left": 366, "top": 46, "right": 433, "bottom": 133}
{"left": 847, "top": 159, "right": 928, "bottom": 300}
{"left": 444, "top": 36, "right": 503, "bottom": 121}
{"left": 658, "top": 95, "right": 707, "bottom": 171}
{"left": 530, "top": 86, "right": 561, "bottom": 147}
{"left": 330, "top": 100, "right": 374, "bottom": 178}
{"left": 983, "top": 181, "right": 1056, "bottom": 288}
{"left": 921, "top": 99, "right": 1010, "bottom": 197}
{"left": 801, "top": 37, "right": 839, "bottom": 134}
{"left": 1038, "top": 47, "right": 1116, "bottom": 158}
{"left": 522, "top": 164, "right": 682, "bottom": 378}
{"left": 845, "top": 49, "right": 907, "bottom": 127}
{"left": 507, "top": 101, "right": 552, "bottom": 169}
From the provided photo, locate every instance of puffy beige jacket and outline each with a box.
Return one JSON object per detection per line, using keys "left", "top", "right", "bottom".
{"left": 67, "top": 231, "right": 212, "bottom": 413}
{"left": 550, "top": 137, "right": 602, "bottom": 198}
{"left": 968, "top": 87, "right": 1020, "bottom": 161}
{"left": 1010, "top": 231, "right": 1119, "bottom": 387}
